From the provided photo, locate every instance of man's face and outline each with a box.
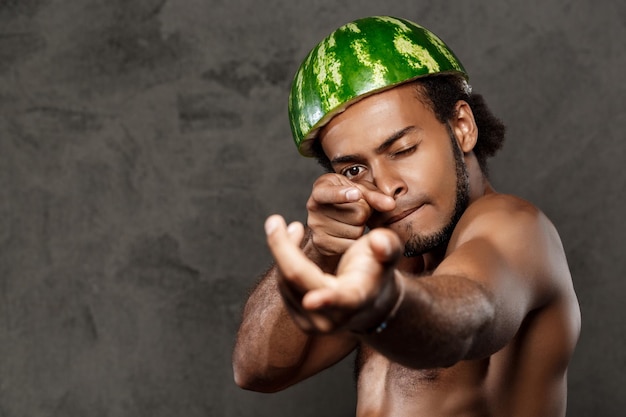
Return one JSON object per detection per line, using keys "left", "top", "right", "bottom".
{"left": 319, "top": 83, "right": 470, "bottom": 256}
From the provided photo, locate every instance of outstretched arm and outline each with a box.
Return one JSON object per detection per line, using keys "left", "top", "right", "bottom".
{"left": 261, "top": 196, "right": 574, "bottom": 370}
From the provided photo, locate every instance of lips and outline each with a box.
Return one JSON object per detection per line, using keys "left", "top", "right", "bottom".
{"left": 384, "top": 206, "right": 422, "bottom": 226}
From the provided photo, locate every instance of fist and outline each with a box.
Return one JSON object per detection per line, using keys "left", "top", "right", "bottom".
{"left": 306, "top": 173, "right": 395, "bottom": 257}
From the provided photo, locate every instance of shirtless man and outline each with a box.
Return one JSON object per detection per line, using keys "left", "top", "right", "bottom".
{"left": 233, "top": 16, "right": 581, "bottom": 416}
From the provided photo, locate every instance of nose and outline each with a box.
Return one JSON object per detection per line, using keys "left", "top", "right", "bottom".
{"left": 372, "top": 164, "right": 407, "bottom": 199}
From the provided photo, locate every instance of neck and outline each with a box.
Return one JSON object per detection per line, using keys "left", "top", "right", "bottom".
{"left": 419, "top": 152, "right": 494, "bottom": 272}
{"left": 466, "top": 152, "right": 494, "bottom": 202}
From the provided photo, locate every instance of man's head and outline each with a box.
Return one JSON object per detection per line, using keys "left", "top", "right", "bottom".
{"left": 289, "top": 16, "right": 506, "bottom": 254}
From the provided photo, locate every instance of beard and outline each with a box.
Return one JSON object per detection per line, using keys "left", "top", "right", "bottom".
{"left": 403, "top": 127, "right": 470, "bottom": 257}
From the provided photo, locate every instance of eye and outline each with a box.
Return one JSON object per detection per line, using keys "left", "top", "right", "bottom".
{"left": 392, "top": 145, "right": 416, "bottom": 158}
{"left": 341, "top": 165, "right": 366, "bottom": 179}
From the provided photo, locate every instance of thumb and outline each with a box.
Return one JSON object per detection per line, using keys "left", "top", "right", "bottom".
{"left": 304, "top": 229, "right": 401, "bottom": 310}
{"left": 356, "top": 185, "right": 396, "bottom": 213}
{"left": 367, "top": 228, "right": 403, "bottom": 265}
{"left": 334, "top": 227, "right": 402, "bottom": 278}
{"left": 286, "top": 221, "right": 306, "bottom": 246}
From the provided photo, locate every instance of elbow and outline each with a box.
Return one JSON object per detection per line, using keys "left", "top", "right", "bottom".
{"left": 233, "top": 372, "right": 286, "bottom": 394}
{"left": 232, "top": 369, "right": 266, "bottom": 393}
{"left": 232, "top": 358, "right": 287, "bottom": 393}
{"left": 233, "top": 370, "right": 261, "bottom": 392}
{"left": 232, "top": 355, "right": 264, "bottom": 392}
{"left": 232, "top": 361, "right": 253, "bottom": 390}
{"left": 232, "top": 342, "right": 266, "bottom": 392}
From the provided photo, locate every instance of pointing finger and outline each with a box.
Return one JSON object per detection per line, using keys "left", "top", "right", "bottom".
{"left": 356, "top": 186, "right": 396, "bottom": 213}
{"left": 311, "top": 185, "right": 362, "bottom": 205}
{"left": 265, "top": 215, "right": 329, "bottom": 291}
{"left": 302, "top": 228, "right": 401, "bottom": 311}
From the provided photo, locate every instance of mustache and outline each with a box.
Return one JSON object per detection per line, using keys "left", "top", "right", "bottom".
{"left": 367, "top": 196, "right": 428, "bottom": 228}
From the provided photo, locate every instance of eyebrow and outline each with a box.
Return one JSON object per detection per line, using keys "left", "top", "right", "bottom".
{"left": 375, "top": 126, "right": 417, "bottom": 154}
{"left": 330, "top": 126, "right": 417, "bottom": 166}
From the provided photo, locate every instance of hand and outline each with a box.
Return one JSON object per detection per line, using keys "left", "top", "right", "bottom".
{"left": 265, "top": 214, "right": 403, "bottom": 333}
{"left": 306, "top": 173, "right": 396, "bottom": 257}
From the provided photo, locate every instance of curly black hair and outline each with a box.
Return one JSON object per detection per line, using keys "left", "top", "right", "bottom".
{"left": 311, "top": 74, "right": 506, "bottom": 177}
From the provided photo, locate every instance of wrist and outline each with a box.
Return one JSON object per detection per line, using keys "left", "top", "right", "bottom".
{"left": 370, "top": 273, "right": 405, "bottom": 334}
{"left": 352, "top": 272, "right": 405, "bottom": 335}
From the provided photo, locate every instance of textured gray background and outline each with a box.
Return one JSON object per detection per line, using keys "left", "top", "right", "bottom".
{"left": 0, "top": 0, "right": 623, "bottom": 416}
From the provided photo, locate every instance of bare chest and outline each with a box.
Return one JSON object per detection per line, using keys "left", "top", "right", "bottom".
{"left": 355, "top": 346, "right": 489, "bottom": 416}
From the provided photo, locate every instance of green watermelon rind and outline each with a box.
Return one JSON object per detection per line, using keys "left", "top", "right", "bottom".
{"left": 288, "top": 16, "right": 468, "bottom": 157}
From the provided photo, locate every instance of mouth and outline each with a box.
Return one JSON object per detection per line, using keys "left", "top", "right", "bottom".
{"left": 384, "top": 206, "right": 422, "bottom": 226}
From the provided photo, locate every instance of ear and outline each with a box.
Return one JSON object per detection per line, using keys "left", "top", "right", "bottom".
{"left": 450, "top": 100, "right": 478, "bottom": 153}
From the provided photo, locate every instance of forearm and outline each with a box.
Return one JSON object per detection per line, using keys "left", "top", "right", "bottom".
{"left": 234, "top": 220, "right": 369, "bottom": 391}
{"left": 360, "top": 272, "right": 498, "bottom": 369}
{"left": 233, "top": 233, "right": 353, "bottom": 392}
{"left": 232, "top": 265, "right": 312, "bottom": 392}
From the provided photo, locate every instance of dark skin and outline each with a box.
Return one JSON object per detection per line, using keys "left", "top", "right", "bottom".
{"left": 233, "top": 83, "right": 581, "bottom": 416}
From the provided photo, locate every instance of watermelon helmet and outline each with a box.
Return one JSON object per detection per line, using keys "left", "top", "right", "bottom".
{"left": 288, "top": 16, "right": 469, "bottom": 157}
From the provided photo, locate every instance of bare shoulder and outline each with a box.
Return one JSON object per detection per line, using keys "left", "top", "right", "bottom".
{"left": 457, "top": 195, "right": 581, "bottom": 382}
{"left": 449, "top": 192, "right": 575, "bottom": 305}
{"left": 452, "top": 193, "right": 561, "bottom": 252}
{"left": 459, "top": 193, "right": 547, "bottom": 227}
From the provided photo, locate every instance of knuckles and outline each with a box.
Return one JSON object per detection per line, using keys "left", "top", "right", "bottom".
{"left": 350, "top": 202, "right": 371, "bottom": 224}
{"left": 305, "top": 173, "right": 376, "bottom": 256}
{"left": 310, "top": 230, "right": 348, "bottom": 257}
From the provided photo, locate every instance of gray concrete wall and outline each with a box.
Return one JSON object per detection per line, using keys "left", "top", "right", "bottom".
{"left": 0, "top": 1, "right": 623, "bottom": 416}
